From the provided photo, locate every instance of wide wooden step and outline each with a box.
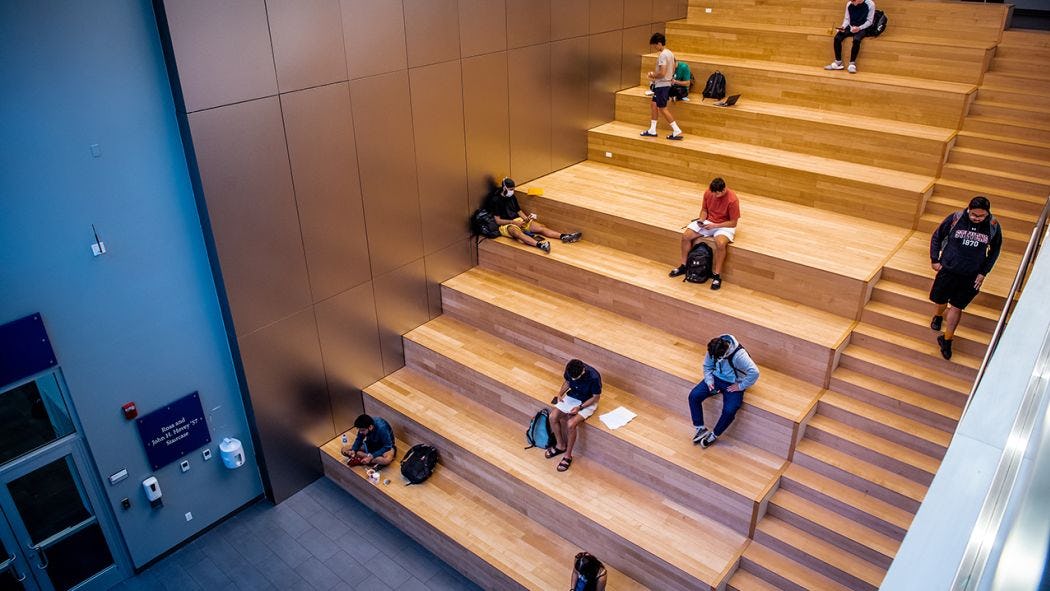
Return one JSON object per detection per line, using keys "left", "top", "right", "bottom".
{"left": 850, "top": 321, "right": 981, "bottom": 381}
{"left": 365, "top": 369, "right": 746, "bottom": 590}
{"left": 861, "top": 299, "right": 991, "bottom": 358}
{"left": 963, "top": 114, "right": 1050, "bottom": 142}
{"left": 639, "top": 52, "right": 976, "bottom": 128}
{"left": 932, "top": 176, "right": 1048, "bottom": 217}
{"left": 780, "top": 463, "right": 913, "bottom": 540}
{"left": 320, "top": 437, "right": 648, "bottom": 591}
{"left": 925, "top": 193, "right": 1038, "bottom": 238}
{"left": 517, "top": 161, "right": 909, "bottom": 317}
{"left": 727, "top": 568, "right": 784, "bottom": 591}
{"left": 947, "top": 146, "right": 1050, "bottom": 180}
{"left": 793, "top": 439, "right": 927, "bottom": 512}
{"left": 975, "top": 87, "right": 1050, "bottom": 112}
{"left": 941, "top": 162, "right": 1050, "bottom": 196}
{"left": 969, "top": 100, "right": 1050, "bottom": 127}
{"left": 1000, "top": 29, "right": 1050, "bottom": 48}
{"left": 767, "top": 489, "right": 899, "bottom": 568}
{"left": 837, "top": 343, "right": 971, "bottom": 405}
{"left": 881, "top": 233, "right": 1016, "bottom": 308}
{"left": 827, "top": 368, "right": 961, "bottom": 439}
{"left": 477, "top": 238, "right": 853, "bottom": 386}
{"left": 441, "top": 266, "right": 821, "bottom": 457}
{"left": 869, "top": 278, "right": 1000, "bottom": 333}
{"left": 590, "top": 120, "right": 933, "bottom": 227}
{"left": 403, "top": 316, "right": 784, "bottom": 534}
{"left": 981, "top": 72, "right": 1050, "bottom": 95}
{"left": 917, "top": 212, "right": 1029, "bottom": 254}
{"left": 804, "top": 414, "right": 940, "bottom": 485}
{"left": 615, "top": 86, "right": 952, "bottom": 176}
{"left": 754, "top": 516, "right": 884, "bottom": 590}
{"left": 989, "top": 59, "right": 1050, "bottom": 81}
{"left": 738, "top": 540, "right": 852, "bottom": 591}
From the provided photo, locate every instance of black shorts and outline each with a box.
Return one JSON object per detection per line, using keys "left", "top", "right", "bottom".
{"left": 652, "top": 85, "right": 671, "bottom": 108}
{"left": 929, "top": 270, "right": 980, "bottom": 309}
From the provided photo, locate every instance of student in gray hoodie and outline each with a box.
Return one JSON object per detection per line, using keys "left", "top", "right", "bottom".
{"left": 688, "top": 334, "right": 760, "bottom": 449}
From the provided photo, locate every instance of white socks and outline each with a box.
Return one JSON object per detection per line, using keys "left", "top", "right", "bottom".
{"left": 670, "top": 121, "right": 682, "bottom": 136}
{"left": 648, "top": 120, "right": 657, "bottom": 134}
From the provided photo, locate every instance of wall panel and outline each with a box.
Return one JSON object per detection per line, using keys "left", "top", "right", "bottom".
{"left": 463, "top": 52, "right": 512, "bottom": 204}
{"left": 351, "top": 71, "right": 424, "bottom": 277}
{"left": 622, "top": 24, "right": 652, "bottom": 90}
{"left": 507, "top": 0, "right": 551, "bottom": 49}
{"left": 187, "top": 97, "right": 311, "bottom": 337}
{"left": 590, "top": 0, "right": 625, "bottom": 33}
{"left": 280, "top": 83, "right": 371, "bottom": 302}
{"left": 425, "top": 239, "right": 475, "bottom": 319}
{"left": 588, "top": 30, "right": 624, "bottom": 128}
{"left": 266, "top": 0, "right": 347, "bottom": 93}
{"left": 409, "top": 62, "right": 471, "bottom": 255}
{"left": 341, "top": 0, "right": 408, "bottom": 79}
{"left": 551, "top": 0, "right": 589, "bottom": 41}
{"left": 373, "top": 259, "right": 429, "bottom": 374}
{"left": 624, "top": 0, "right": 653, "bottom": 27}
{"left": 551, "top": 37, "right": 591, "bottom": 170}
{"left": 404, "top": 0, "right": 461, "bottom": 67}
{"left": 459, "top": 0, "right": 508, "bottom": 58}
{"left": 509, "top": 44, "right": 553, "bottom": 183}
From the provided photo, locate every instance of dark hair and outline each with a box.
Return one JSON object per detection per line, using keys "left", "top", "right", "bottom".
{"left": 501, "top": 177, "right": 515, "bottom": 189}
{"left": 566, "top": 359, "right": 586, "bottom": 379}
{"left": 649, "top": 32, "right": 666, "bottom": 45}
{"left": 353, "top": 414, "right": 374, "bottom": 429}
{"left": 968, "top": 196, "right": 991, "bottom": 212}
{"left": 707, "top": 337, "right": 730, "bottom": 359}
{"left": 709, "top": 177, "right": 726, "bottom": 193}
{"left": 574, "top": 552, "right": 603, "bottom": 580}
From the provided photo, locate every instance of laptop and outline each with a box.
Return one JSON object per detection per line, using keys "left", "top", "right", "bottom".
{"left": 714, "top": 94, "right": 741, "bottom": 107}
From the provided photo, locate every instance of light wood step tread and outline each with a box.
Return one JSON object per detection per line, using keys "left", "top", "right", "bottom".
{"left": 955, "top": 130, "right": 1050, "bottom": 151}
{"left": 927, "top": 195, "right": 1039, "bottom": 225}
{"left": 618, "top": 86, "right": 954, "bottom": 141}
{"left": 320, "top": 438, "right": 648, "bottom": 591}
{"left": 829, "top": 369, "right": 962, "bottom": 430}
{"left": 522, "top": 161, "right": 910, "bottom": 282}
{"left": 479, "top": 238, "right": 855, "bottom": 350}
{"left": 884, "top": 233, "right": 1018, "bottom": 301}
{"left": 728, "top": 568, "right": 784, "bottom": 591}
{"left": 794, "top": 439, "right": 928, "bottom": 503}
{"left": 742, "top": 540, "right": 852, "bottom": 591}
{"left": 444, "top": 267, "right": 822, "bottom": 423}
{"left": 919, "top": 212, "right": 1031, "bottom": 242}
{"left": 769, "top": 489, "right": 901, "bottom": 559}
{"left": 973, "top": 100, "right": 1050, "bottom": 116}
{"left": 944, "top": 163, "right": 1050, "bottom": 186}
{"left": 853, "top": 321, "right": 983, "bottom": 370}
{"left": 593, "top": 121, "right": 935, "bottom": 193}
{"left": 965, "top": 114, "right": 1050, "bottom": 132}
{"left": 406, "top": 316, "right": 785, "bottom": 501}
{"left": 667, "top": 20, "right": 996, "bottom": 49}
{"left": 935, "top": 177, "right": 1048, "bottom": 206}
{"left": 757, "top": 516, "right": 885, "bottom": 588}
{"left": 367, "top": 368, "right": 746, "bottom": 586}
{"left": 841, "top": 343, "right": 971, "bottom": 396}
{"left": 864, "top": 300, "right": 991, "bottom": 345}
{"left": 806, "top": 415, "right": 941, "bottom": 475}
{"left": 872, "top": 279, "right": 1000, "bottom": 322}
{"left": 782, "top": 463, "right": 914, "bottom": 532}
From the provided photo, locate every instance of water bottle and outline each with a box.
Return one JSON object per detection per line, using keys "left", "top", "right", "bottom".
{"left": 341, "top": 433, "right": 348, "bottom": 445}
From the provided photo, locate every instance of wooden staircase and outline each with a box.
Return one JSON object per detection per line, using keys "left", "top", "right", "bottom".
{"left": 320, "top": 4, "right": 1046, "bottom": 590}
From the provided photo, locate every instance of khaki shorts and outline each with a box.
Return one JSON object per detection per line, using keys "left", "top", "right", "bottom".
{"left": 498, "top": 217, "right": 533, "bottom": 238}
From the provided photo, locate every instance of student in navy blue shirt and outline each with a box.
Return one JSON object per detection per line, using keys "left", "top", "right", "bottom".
{"left": 341, "top": 414, "right": 396, "bottom": 467}
{"left": 545, "top": 359, "right": 602, "bottom": 472}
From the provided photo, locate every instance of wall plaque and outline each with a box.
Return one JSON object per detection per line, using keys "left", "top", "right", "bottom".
{"left": 136, "top": 392, "right": 211, "bottom": 470}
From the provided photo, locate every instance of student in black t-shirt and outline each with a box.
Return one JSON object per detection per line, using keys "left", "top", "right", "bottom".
{"left": 484, "top": 177, "right": 581, "bottom": 254}
{"left": 545, "top": 359, "right": 601, "bottom": 472}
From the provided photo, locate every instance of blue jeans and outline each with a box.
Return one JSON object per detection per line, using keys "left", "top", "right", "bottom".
{"left": 688, "top": 377, "right": 745, "bottom": 436}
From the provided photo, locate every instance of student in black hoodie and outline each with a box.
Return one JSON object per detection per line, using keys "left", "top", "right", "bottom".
{"left": 929, "top": 196, "right": 1002, "bottom": 360}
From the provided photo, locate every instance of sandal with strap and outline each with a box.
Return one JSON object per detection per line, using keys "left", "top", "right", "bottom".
{"left": 544, "top": 447, "right": 566, "bottom": 459}
{"left": 557, "top": 456, "right": 573, "bottom": 472}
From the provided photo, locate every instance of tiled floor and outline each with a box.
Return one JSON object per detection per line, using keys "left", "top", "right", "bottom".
{"left": 108, "top": 478, "right": 483, "bottom": 591}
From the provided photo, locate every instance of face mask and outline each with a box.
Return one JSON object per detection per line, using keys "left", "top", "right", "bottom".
{"left": 501, "top": 187, "right": 513, "bottom": 197}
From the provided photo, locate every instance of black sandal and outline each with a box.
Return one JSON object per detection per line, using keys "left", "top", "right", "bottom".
{"left": 544, "top": 447, "right": 566, "bottom": 459}
{"left": 557, "top": 456, "right": 573, "bottom": 472}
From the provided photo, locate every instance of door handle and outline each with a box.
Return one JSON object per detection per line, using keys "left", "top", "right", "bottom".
{"left": 0, "top": 554, "right": 26, "bottom": 581}
{"left": 26, "top": 544, "right": 47, "bottom": 570}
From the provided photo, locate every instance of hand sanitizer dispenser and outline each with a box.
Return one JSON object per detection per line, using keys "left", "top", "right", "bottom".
{"left": 142, "top": 476, "right": 162, "bottom": 508}
{"left": 219, "top": 437, "right": 245, "bottom": 469}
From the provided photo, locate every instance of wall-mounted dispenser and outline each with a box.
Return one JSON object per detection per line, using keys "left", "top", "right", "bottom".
{"left": 142, "top": 476, "right": 162, "bottom": 508}
{"left": 219, "top": 437, "right": 244, "bottom": 469}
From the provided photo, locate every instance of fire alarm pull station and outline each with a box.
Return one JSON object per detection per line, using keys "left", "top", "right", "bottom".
{"left": 122, "top": 402, "right": 138, "bottom": 420}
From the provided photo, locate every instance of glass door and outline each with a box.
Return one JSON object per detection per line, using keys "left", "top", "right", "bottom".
{"left": 0, "top": 520, "right": 37, "bottom": 591}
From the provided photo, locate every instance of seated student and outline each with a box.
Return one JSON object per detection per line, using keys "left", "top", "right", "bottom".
{"left": 341, "top": 414, "right": 396, "bottom": 467}
{"left": 485, "top": 177, "right": 581, "bottom": 254}
{"left": 570, "top": 552, "right": 608, "bottom": 591}
{"left": 688, "top": 335, "right": 759, "bottom": 449}
{"left": 825, "top": 0, "right": 876, "bottom": 74}
{"left": 669, "top": 59, "right": 693, "bottom": 102}
{"left": 545, "top": 359, "right": 602, "bottom": 472}
{"left": 669, "top": 177, "right": 740, "bottom": 290}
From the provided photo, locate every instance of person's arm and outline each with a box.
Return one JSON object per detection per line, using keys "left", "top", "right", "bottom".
{"left": 979, "top": 224, "right": 1003, "bottom": 279}
{"left": 596, "top": 571, "right": 608, "bottom": 591}
{"left": 702, "top": 353, "right": 715, "bottom": 387}
{"left": 857, "top": 0, "right": 876, "bottom": 30}
{"left": 558, "top": 380, "right": 570, "bottom": 400}
{"left": 839, "top": 3, "right": 850, "bottom": 30}
{"left": 730, "top": 350, "right": 761, "bottom": 391}
{"left": 929, "top": 214, "right": 954, "bottom": 270}
{"left": 578, "top": 394, "right": 600, "bottom": 411}
{"left": 350, "top": 430, "right": 365, "bottom": 454}
{"left": 368, "top": 421, "right": 395, "bottom": 458}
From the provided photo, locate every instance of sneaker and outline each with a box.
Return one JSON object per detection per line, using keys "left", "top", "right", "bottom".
{"left": 930, "top": 315, "right": 943, "bottom": 332}
{"left": 560, "top": 231, "right": 582, "bottom": 243}
{"left": 643, "top": 89, "right": 655, "bottom": 96}
{"left": 825, "top": 61, "right": 845, "bottom": 70}
{"left": 669, "top": 265, "right": 686, "bottom": 278}
{"left": 700, "top": 432, "right": 718, "bottom": 449}
{"left": 640, "top": 130, "right": 658, "bottom": 137}
{"left": 680, "top": 96, "right": 690, "bottom": 102}
{"left": 536, "top": 241, "right": 551, "bottom": 253}
{"left": 937, "top": 335, "right": 953, "bottom": 360}
{"left": 692, "top": 427, "right": 710, "bottom": 444}
{"left": 847, "top": 63, "right": 857, "bottom": 74}
{"left": 667, "top": 133, "right": 684, "bottom": 140}
{"left": 710, "top": 274, "right": 722, "bottom": 290}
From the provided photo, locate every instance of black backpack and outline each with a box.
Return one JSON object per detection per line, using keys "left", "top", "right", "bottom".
{"left": 684, "top": 242, "right": 713, "bottom": 283}
{"left": 400, "top": 443, "right": 439, "bottom": 485}
{"left": 525, "top": 409, "right": 555, "bottom": 450}
{"left": 471, "top": 208, "right": 500, "bottom": 239}
{"left": 702, "top": 71, "right": 726, "bottom": 101}
{"left": 869, "top": 10, "right": 888, "bottom": 37}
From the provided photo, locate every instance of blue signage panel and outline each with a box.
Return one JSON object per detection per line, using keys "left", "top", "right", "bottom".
{"left": 0, "top": 314, "right": 57, "bottom": 388}
{"left": 136, "top": 392, "right": 211, "bottom": 470}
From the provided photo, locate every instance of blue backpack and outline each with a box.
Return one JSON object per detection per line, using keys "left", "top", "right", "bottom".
{"left": 525, "top": 409, "right": 555, "bottom": 450}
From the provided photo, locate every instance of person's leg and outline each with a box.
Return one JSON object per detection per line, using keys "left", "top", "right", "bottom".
{"left": 833, "top": 31, "right": 848, "bottom": 62}
{"left": 677, "top": 229, "right": 701, "bottom": 266}
{"left": 528, "top": 221, "right": 571, "bottom": 241}
{"left": 711, "top": 234, "right": 730, "bottom": 276}
{"left": 944, "top": 306, "right": 963, "bottom": 338}
{"left": 564, "top": 415, "right": 587, "bottom": 457}
{"left": 659, "top": 106, "right": 683, "bottom": 138}
{"left": 504, "top": 224, "right": 538, "bottom": 247}
{"left": 850, "top": 31, "right": 866, "bottom": 63}
{"left": 548, "top": 407, "right": 566, "bottom": 452}
{"left": 687, "top": 381, "right": 715, "bottom": 435}
{"left": 643, "top": 98, "right": 659, "bottom": 135}
{"left": 372, "top": 449, "right": 395, "bottom": 467}
{"left": 712, "top": 390, "right": 744, "bottom": 437}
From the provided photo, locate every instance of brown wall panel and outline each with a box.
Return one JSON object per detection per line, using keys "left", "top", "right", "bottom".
{"left": 351, "top": 71, "right": 424, "bottom": 277}
{"left": 653, "top": 0, "right": 684, "bottom": 21}
{"left": 590, "top": 0, "right": 624, "bottom": 33}
{"left": 621, "top": 24, "right": 652, "bottom": 90}
{"left": 550, "top": 0, "right": 589, "bottom": 41}
{"left": 163, "top": 0, "right": 277, "bottom": 112}
{"left": 425, "top": 239, "right": 475, "bottom": 319}
{"left": 266, "top": 0, "right": 347, "bottom": 93}
{"left": 507, "top": 0, "right": 550, "bottom": 49}
{"left": 463, "top": 52, "right": 511, "bottom": 204}
{"left": 239, "top": 308, "right": 331, "bottom": 502}
{"left": 341, "top": 0, "right": 408, "bottom": 79}
{"left": 373, "top": 259, "right": 429, "bottom": 374}
{"left": 551, "top": 37, "right": 591, "bottom": 170}
{"left": 280, "top": 83, "right": 371, "bottom": 302}
{"left": 403, "top": 0, "right": 461, "bottom": 67}
{"left": 588, "top": 30, "right": 624, "bottom": 128}
{"left": 409, "top": 62, "right": 471, "bottom": 255}
{"left": 624, "top": 0, "right": 653, "bottom": 27}
{"left": 458, "top": 0, "right": 508, "bottom": 58}
{"left": 188, "top": 97, "right": 311, "bottom": 337}
{"left": 314, "top": 281, "right": 382, "bottom": 433}
{"left": 508, "top": 44, "right": 552, "bottom": 183}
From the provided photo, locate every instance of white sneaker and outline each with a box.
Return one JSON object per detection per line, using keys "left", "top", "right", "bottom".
{"left": 825, "top": 61, "right": 845, "bottom": 70}
{"left": 643, "top": 89, "right": 655, "bottom": 96}
{"left": 680, "top": 96, "right": 690, "bottom": 102}
{"left": 847, "top": 63, "right": 857, "bottom": 73}
{"left": 692, "top": 427, "right": 710, "bottom": 444}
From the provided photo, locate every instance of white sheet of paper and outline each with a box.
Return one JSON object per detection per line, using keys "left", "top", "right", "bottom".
{"left": 599, "top": 406, "right": 637, "bottom": 430}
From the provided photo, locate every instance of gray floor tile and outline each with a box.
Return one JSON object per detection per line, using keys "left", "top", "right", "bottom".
{"left": 296, "top": 525, "right": 341, "bottom": 561}
{"left": 336, "top": 530, "right": 382, "bottom": 563}
{"left": 233, "top": 531, "right": 279, "bottom": 566}
{"left": 186, "top": 556, "right": 233, "bottom": 589}
{"left": 395, "top": 577, "right": 431, "bottom": 591}
{"left": 265, "top": 529, "right": 313, "bottom": 568}
{"left": 393, "top": 541, "right": 444, "bottom": 582}
{"left": 363, "top": 553, "right": 413, "bottom": 588}
{"left": 287, "top": 488, "right": 326, "bottom": 518}
{"left": 306, "top": 506, "right": 353, "bottom": 541}
{"left": 324, "top": 549, "right": 372, "bottom": 587}
{"left": 273, "top": 502, "right": 313, "bottom": 538}
{"left": 425, "top": 567, "right": 482, "bottom": 591}
{"left": 257, "top": 555, "right": 308, "bottom": 589}
{"left": 226, "top": 558, "right": 277, "bottom": 591}
{"left": 354, "top": 575, "right": 393, "bottom": 591}
{"left": 294, "top": 556, "right": 343, "bottom": 591}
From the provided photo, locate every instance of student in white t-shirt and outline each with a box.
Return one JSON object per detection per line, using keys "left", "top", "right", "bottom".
{"left": 640, "top": 33, "right": 684, "bottom": 141}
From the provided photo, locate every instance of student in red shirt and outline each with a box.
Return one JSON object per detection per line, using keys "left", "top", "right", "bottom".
{"left": 669, "top": 177, "right": 740, "bottom": 290}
